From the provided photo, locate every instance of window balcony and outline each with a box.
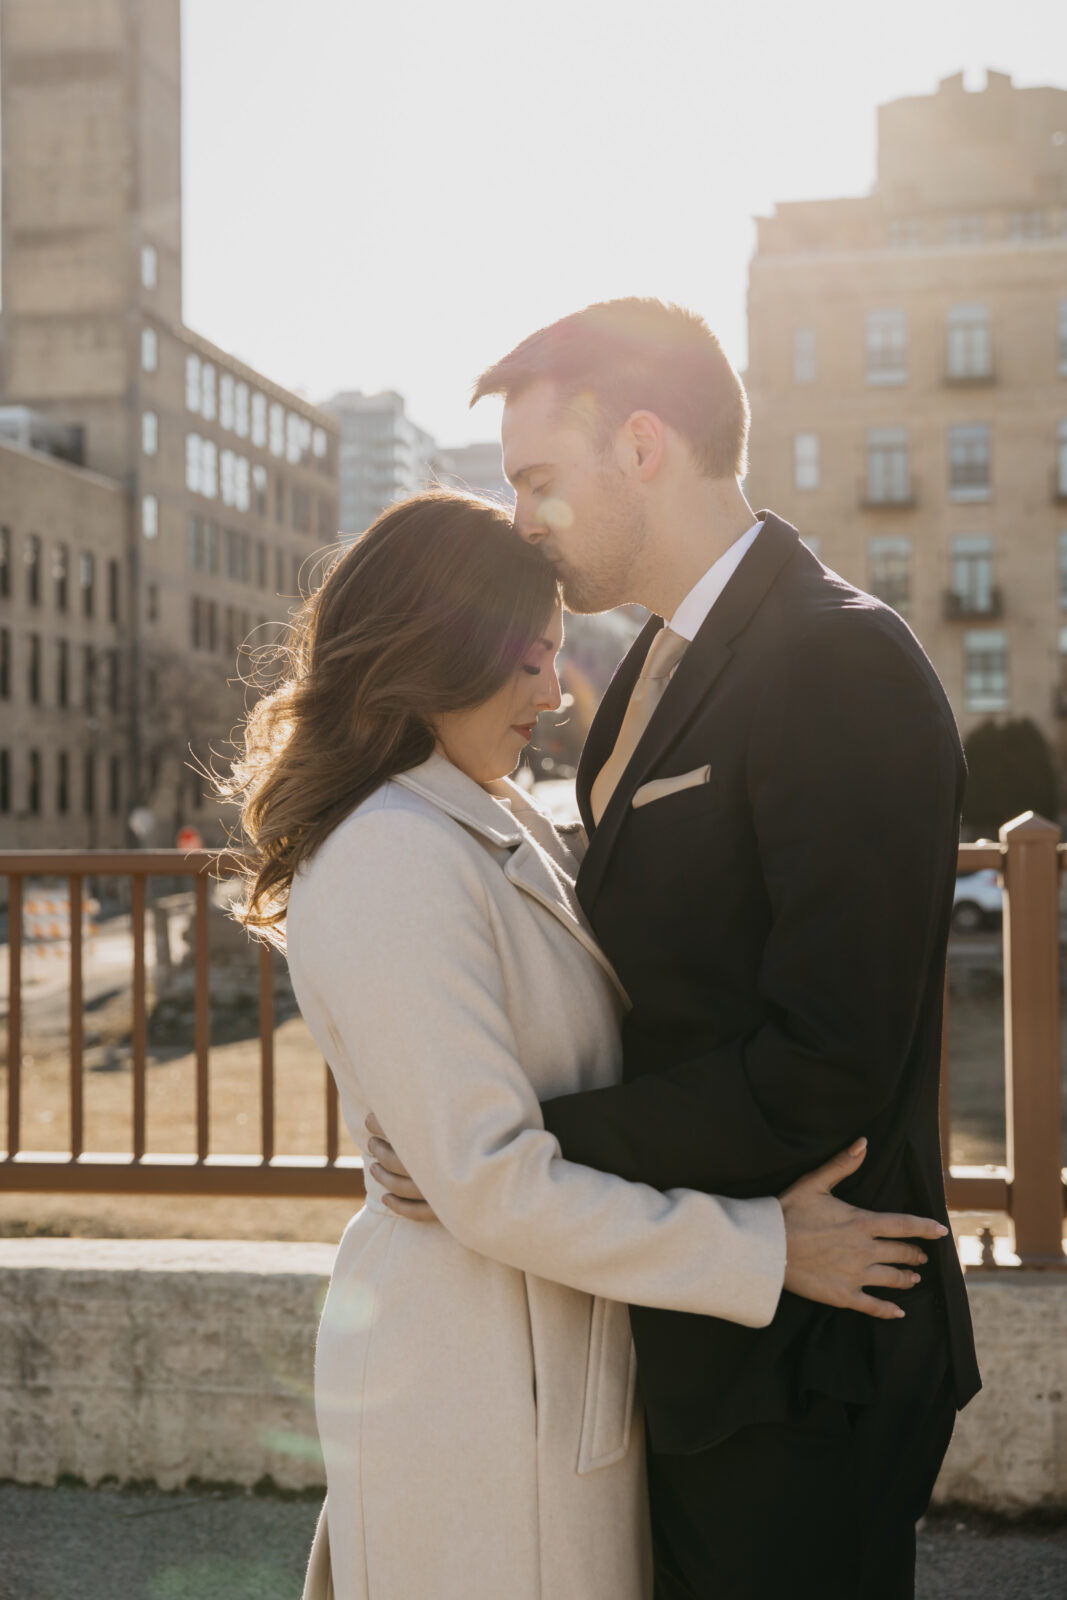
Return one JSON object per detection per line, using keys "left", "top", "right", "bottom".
{"left": 943, "top": 587, "right": 1003, "bottom": 621}
{"left": 943, "top": 364, "right": 996, "bottom": 386}
{"left": 860, "top": 475, "right": 918, "bottom": 509}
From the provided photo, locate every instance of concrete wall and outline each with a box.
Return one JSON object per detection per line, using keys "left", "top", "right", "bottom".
{"left": 0, "top": 1239, "right": 1064, "bottom": 1507}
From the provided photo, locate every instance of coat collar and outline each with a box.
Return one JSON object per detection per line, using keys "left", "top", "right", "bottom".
{"left": 576, "top": 511, "right": 801, "bottom": 910}
{"left": 393, "top": 753, "right": 629, "bottom": 1006}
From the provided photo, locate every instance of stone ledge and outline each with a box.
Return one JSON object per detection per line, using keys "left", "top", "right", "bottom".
{"left": 0, "top": 1240, "right": 1064, "bottom": 1507}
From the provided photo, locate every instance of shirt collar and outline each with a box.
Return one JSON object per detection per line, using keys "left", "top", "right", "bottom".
{"left": 669, "top": 519, "right": 764, "bottom": 643}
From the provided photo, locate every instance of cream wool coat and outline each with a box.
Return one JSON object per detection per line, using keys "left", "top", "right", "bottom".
{"left": 285, "top": 753, "right": 787, "bottom": 1600}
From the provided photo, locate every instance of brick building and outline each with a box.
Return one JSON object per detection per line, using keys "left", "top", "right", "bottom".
{"left": 747, "top": 71, "right": 1067, "bottom": 776}
{"left": 0, "top": 0, "right": 339, "bottom": 846}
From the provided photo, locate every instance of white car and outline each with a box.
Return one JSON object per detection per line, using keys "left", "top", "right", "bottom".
{"left": 952, "top": 868, "right": 1003, "bottom": 932}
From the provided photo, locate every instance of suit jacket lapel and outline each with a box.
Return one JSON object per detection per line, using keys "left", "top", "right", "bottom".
{"left": 577, "top": 512, "right": 801, "bottom": 911}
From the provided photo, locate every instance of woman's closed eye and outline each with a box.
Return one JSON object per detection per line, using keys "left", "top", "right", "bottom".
{"left": 521, "top": 663, "right": 541, "bottom": 676}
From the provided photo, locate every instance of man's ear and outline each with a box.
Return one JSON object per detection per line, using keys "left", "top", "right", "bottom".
{"left": 622, "top": 410, "right": 666, "bottom": 482}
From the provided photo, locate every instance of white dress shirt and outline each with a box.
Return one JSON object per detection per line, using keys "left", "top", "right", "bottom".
{"left": 668, "top": 519, "right": 764, "bottom": 643}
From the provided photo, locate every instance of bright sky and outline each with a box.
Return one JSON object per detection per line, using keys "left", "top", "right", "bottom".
{"left": 183, "top": 0, "right": 1065, "bottom": 448}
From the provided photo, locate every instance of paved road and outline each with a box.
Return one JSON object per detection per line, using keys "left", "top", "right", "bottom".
{"left": 0, "top": 1485, "right": 1064, "bottom": 1599}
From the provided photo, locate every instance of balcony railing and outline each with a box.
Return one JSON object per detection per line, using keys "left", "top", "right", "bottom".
{"left": 1, "top": 818, "right": 1065, "bottom": 1266}
{"left": 943, "top": 587, "right": 1004, "bottom": 621}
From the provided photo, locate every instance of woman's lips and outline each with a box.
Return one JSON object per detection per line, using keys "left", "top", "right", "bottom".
{"left": 512, "top": 723, "right": 536, "bottom": 741}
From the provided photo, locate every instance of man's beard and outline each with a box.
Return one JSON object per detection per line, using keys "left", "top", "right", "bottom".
{"left": 558, "top": 469, "right": 648, "bottom": 615}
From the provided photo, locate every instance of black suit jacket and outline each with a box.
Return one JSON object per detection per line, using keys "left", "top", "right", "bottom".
{"left": 541, "top": 512, "right": 981, "bottom": 1456}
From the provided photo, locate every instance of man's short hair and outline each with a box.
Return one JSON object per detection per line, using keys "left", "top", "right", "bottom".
{"left": 472, "top": 297, "right": 749, "bottom": 479}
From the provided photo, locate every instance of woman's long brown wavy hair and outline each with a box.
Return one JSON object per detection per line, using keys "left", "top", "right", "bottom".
{"left": 221, "top": 490, "right": 560, "bottom": 945}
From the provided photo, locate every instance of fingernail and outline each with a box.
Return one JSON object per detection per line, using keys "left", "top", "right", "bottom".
{"left": 918, "top": 1254, "right": 928, "bottom": 1264}
{"left": 936, "top": 1224, "right": 949, "bottom": 1236}
{"left": 849, "top": 1137, "right": 867, "bottom": 1156}
{"left": 894, "top": 1307, "right": 906, "bottom": 1318}
{"left": 910, "top": 1272, "right": 920, "bottom": 1284}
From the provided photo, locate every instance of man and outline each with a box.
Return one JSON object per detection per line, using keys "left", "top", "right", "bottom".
{"left": 371, "top": 299, "right": 979, "bottom": 1598}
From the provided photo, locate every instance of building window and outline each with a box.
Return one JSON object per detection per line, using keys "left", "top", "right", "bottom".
{"left": 317, "top": 497, "right": 336, "bottom": 539}
{"left": 147, "top": 582, "right": 159, "bottom": 622}
{"left": 25, "top": 534, "right": 41, "bottom": 606}
{"left": 189, "top": 514, "right": 203, "bottom": 571}
{"left": 142, "top": 327, "right": 158, "bottom": 372}
{"left": 186, "top": 353, "right": 201, "bottom": 412}
{"left": 220, "top": 373, "right": 235, "bottom": 431}
{"left": 964, "top": 629, "right": 1009, "bottom": 713}
{"left": 190, "top": 595, "right": 201, "bottom": 650}
{"left": 1059, "top": 302, "right": 1067, "bottom": 377}
{"left": 57, "top": 750, "right": 69, "bottom": 816}
{"left": 142, "top": 494, "right": 159, "bottom": 539}
{"left": 868, "top": 536, "right": 911, "bottom": 617}
{"left": 888, "top": 219, "right": 922, "bottom": 248}
{"left": 54, "top": 544, "right": 69, "bottom": 612}
{"left": 950, "top": 535, "right": 995, "bottom": 614}
{"left": 83, "top": 644, "right": 96, "bottom": 710}
{"left": 80, "top": 551, "right": 95, "bottom": 616}
{"left": 142, "top": 410, "right": 158, "bottom": 455}
{"left": 83, "top": 751, "right": 96, "bottom": 818}
{"left": 109, "top": 754, "right": 121, "bottom": 816}
{"left": 793, "top": 433, "right": 819, "bottom": 490}
{"left": 0, "top": 528, "right": 9, "bottom": 598}
{"left": 948, "top": 423, "right": 992, "bottom": 501}
{"left": 1008, "top": 210, "right": 1046, "bottom": 241}
{"left": 27, "top": 750, "right": 41, "bottom": 816}
{"left": 274, "top": 547, "right": 285, "bottom": 593}
{"left": 235, "top": 456, "right": 250, "bottom": 512}
{"left": 57, "top": 639, "right": 69, "bottom": 708}
{"left": 945, "top": 215, "right": 985, "bottom": 247}
{"left": 286, "top": 412, "right": 308, "bottom": 465}
{"left": 313, "top": 426, "right": 327, "bottom": 459}
{"left": 0, "top": 628, "right": 9, "bottom": 699}
{"left": 866, "top": 309, "right": 908, "bottom": 385}
{"left": 220, "top": 448, "right": 237, "bottom": 507}
{"left": 201, "top": 440, "right": 218, "bottom": 500}
{"left": 252, "top": 392, "right": 267, "bottom": 448}
{"left": 225, "top": 528, "right": 249, "bottom": 581}
{"left": 206, "top": 599, "right": 218, "bottom": 653}
{"left": 292, "top": 485, "right": 313, "bottom": 531}
{"left": 141, "top": 244, "right": 157, "bottom": 289}
{"left": 27, "top": 633, "right": 41, "bottom": 704}
{"left": 186, "top": 432, "right": 202, "bottom": 493}
{"left": 269, "top": 403, "right": 285, "bottom": 457}
{"left": 947, "top": 305, "right": 992, "bottom": 380}
{"left": 0, "top": 749, "right": 8, "bottom": 812}
{"left": 1058, "top": 419, "right": 1067, "bottom": 497}
{"left": 204, "top": 521, "right": 219, "bottom": 575}
{"left": 275, "top": 473, "right": 286, "bottom": 524}
{"left": 866, "top": 428, "right": 910, "bottom": 504}
{"left": 235, "top": 382, "right": 250, "bottom": 439}
{"left": 201, "top": 362, "right": 217, "bottom": 421}
{"left": 107, "top": 649, "right": 120, "bottom": 713}
{"left": 793, "top": 328, "right": 816, "bottom": 385}
{"left": 108, "top": 559, "right": 120, "bottom": 623}
{"left": 256, "top": 540, "right": 267, "bottom": 588}
{"left": 252, "top": 464, "right": 268, "bottom": 517}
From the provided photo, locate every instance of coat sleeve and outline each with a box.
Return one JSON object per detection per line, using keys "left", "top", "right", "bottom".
{"left": 289, "top": 804, "right": 785, "bottom": 1328}
{"left": 540, "top": 610, "right": 963, "bottom": 1196}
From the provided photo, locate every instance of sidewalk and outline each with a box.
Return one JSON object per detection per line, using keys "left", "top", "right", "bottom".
{"left": 0, "top": 1484, "right": 1064, "bottom": 1599}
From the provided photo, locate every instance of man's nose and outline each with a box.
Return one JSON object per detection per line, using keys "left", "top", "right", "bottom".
{"left": 513, "top": 498, "right": 547, "bottom": 545}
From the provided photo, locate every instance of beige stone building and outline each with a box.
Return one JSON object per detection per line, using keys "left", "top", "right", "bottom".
{"left": 747, "top": 70, "right": 1067, "bottom": 778}
{"left": 0, "top": 0, "right": 339, "bottom": 848}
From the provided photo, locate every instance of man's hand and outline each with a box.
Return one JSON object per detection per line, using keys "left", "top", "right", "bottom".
{"left": 780, "top": 1137, "right": 948, "bottom": 1321}
{"left": 365, "top": 1114, "right": 437, "bottom": 1221}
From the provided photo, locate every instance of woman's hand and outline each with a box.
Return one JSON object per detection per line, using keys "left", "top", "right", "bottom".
{"left": 780, "top": 1137, "right": 948, "bottom": 1321}
{"left": 365, "top": 1114, "right": 437, "bottom": 1221}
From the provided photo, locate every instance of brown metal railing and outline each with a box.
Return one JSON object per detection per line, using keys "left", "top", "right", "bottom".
{"left": 0, "top": 849, "right": 363, "bottom": 1198}
{"left": 1, "top": 818, "right": 1065, "bottom": 1263}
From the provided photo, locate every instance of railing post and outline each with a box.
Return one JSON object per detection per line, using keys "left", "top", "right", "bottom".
{"left": 1000, "top": 811, "right": 1065, "bottom": 1266}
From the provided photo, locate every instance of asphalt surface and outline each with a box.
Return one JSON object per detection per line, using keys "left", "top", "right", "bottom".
{"left": 0, "top": 1485, "right": 1064, "bottom": 1599}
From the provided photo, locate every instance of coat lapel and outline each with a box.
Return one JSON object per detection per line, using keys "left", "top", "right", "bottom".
{"left": 393, "top": 755, "right": 629, "bottom": 1005}
{"left": 577, "top": 512, "right": 802, "bottom": 911}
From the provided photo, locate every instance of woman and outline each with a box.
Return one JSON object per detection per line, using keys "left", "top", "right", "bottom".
{"left": 224, "top": 492, "right": 933, "bottom": 1600}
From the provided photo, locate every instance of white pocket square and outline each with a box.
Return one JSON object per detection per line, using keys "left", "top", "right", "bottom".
{"left": 631, "top": 765, "right": 711, "bottom": 809}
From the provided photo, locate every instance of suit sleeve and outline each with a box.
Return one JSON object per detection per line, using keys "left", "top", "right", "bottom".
{"left": 540, "top": 611, "right": 963, "bottom": 1195}
{"left": 288, "top": 806, "right": 785, "bottom": 1325}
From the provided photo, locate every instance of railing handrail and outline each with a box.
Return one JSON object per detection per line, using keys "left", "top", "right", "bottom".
{"left": 1, "top": 827, "right": 1065, "bottom": 1261}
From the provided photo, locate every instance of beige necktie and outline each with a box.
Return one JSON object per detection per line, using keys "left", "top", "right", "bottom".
{"left": 590, "top": 626, "right": 690, "bottom": 826}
